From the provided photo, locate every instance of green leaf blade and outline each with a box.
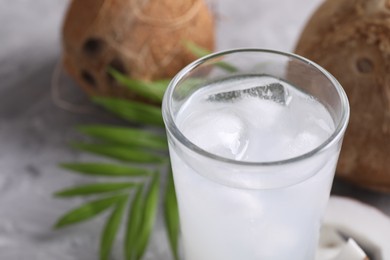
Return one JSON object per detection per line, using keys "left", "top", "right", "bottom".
{"left": 164, "top": 171, "right": 180, "bottom": 260}
{"left": 150, "top": 79, "right": 171, "bottom": 98}
{"left": 70, "top": 143, "right": 165, "bottom": 164}
{"left": 55, "top": 182, "right": 138, "bottom": 197}
{"left": 125, "top": 187, "right": 144, "bottom": 260}
{"left": 54, "top": 194, "right": 126, "bottom": 229}
{"left": 215, "top": 61, "right": 238, "bottom": 73}
{"left": 93, "top": 97, "right": 164, "bottom": 126}
{"left": 108, "top": 69, "right": 168, "bottom": 103}
{"left": 136, "top": 175, "right": 160, "bottom": 260}
{"left": 184, "top": 41, "right": 237, "bottom": 72}
{"left": 100, "top": 197, "right": 127, "bottom": 260}
{"left": 77, "top": 125, "right": 168, "bottom": 150}
{"left": 184, "top": 41, "right": 211, "bottom": 58}
{"left": 60, "top": 163, "right": 153, "bottom": 177}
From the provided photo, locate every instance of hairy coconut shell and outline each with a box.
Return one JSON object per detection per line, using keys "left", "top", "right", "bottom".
{"left": 295, "top": 0, "right": 390, "bottom": 192}
{"left": 62, "top": 0, "right": 215, "bottom": 99}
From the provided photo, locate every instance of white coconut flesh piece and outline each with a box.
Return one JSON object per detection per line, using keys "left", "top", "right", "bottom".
{"left": 317, "top": 225, "right": 368, "bottom": 260}
{"left": 319, "top": 196, "right": 390, "bottom": 260}
{"left": 334, "top": 239, "right": 369, "bottom": 260}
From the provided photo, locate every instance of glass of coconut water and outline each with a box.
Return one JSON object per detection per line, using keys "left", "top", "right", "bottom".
{"left": 162, "top": 49, "right": 349, "bottom": 260}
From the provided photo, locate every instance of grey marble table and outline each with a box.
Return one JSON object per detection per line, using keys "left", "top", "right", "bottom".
{"left": 1, "top": 0, "right": 389, "bottom": 259}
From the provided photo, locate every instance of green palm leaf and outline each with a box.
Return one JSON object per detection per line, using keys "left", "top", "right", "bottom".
{"left": 71, "top": 142, "right": 165, "bottom": 163}
{"left": 184, "top": 41, "right": 237, "bottom": 72}
{"left": 109, "top": 69, "right": 168, "bottom": 103}
{"left": 78, "top": 125, "right": 168, "bottom": 150}
{"left": 54, "top": 42, "right": 226, "bottom": 259}
{"left": 55, "top": 183, "right": 138, "bottom": 197}
{"left": 60, "top": 163, "right": 153, "bottom": 177}
{"left": 164, "top": 171, "right": 180, "bottom": 260}
{"left": 135, "top": 175, "right": 160, "bottom": 259}
{"left": 100, "top": 196, "right": 127, "bottom": 260}
{"left": 93, "top": 97, "right": 164, "bottom": 126}
{"left": 125, "top": 187, "right": 144, "bottom": 260}
{"left": 55, "top": 194, "right": 127, "bottom": 228}
{"left": 184, "top": 41, "right": 211, "bottom": 57}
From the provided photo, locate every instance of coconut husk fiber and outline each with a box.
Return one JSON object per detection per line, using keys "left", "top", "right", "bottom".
{"left": 295, "top": 0, "right": 390, "bottom": 192}
{"left": 62, "top": 0, "right": 215, "bottom": 100}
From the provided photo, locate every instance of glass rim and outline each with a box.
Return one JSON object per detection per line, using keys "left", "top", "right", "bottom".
{"left": 162, "top": 48, "right": 350, "bottom": 167}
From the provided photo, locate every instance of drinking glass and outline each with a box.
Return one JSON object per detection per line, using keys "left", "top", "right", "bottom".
{"left": 162, "top": 49, "right": 349, "bottom": 260}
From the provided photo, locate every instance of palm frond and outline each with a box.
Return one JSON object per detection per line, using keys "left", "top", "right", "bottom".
{"left": 54, "top": 194, "right": 127, "bottom": 228}
{"left": 108, "top": 69, "right": 168, "bottom": 103}
{"left": 124, "top": 187, "right": 144, "bottom": 260}
{"left": 59, "top": 163, "right": 153, "bottom": 177}
{"left": 135, "top": 175, "right": 160, "bottom": 259}
{"left": 100, "top": 196, "right": 128, "bottom": 260}
{"left": 78, "top": 125, "right": 168, "bottom": 150}
{"left": 71, "top": 142, "right": 165, "bottom": 164}
{"left": 55, "top": 183, "right": 138, "bottom": 197}
{"left": 93, "top": 97, "right": 164, "bottom": 126}
{"left": 55, "top": 41, "right": 224, "bottom": 260}
{"left": 164, "top": 171, "right": 180, "bottom": 260}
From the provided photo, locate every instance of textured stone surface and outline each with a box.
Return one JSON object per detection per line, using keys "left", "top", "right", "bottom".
{"left": 0, "top": 0, "right": 389, "bottom": 259}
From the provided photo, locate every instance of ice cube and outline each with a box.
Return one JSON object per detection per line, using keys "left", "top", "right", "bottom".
{"left": 182, "top": 108, "right": 249, "bottom": 160}
{"left": 285, "top": 131, "right": 322, "bottom": 158}
{"left": 207, "top": 83, "right": 289, "bottom": 105}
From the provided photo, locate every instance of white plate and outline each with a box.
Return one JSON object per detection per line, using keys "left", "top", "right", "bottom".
{"left": 320, "top": 196, "right": 390, "bottom": 260}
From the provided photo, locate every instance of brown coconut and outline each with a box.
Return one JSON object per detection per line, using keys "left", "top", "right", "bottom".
{"left": 62, "top": 0, "right": 215, "bottom": 100}
{"left": 295, "top": 0, "right": 390, "bottom": 192}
